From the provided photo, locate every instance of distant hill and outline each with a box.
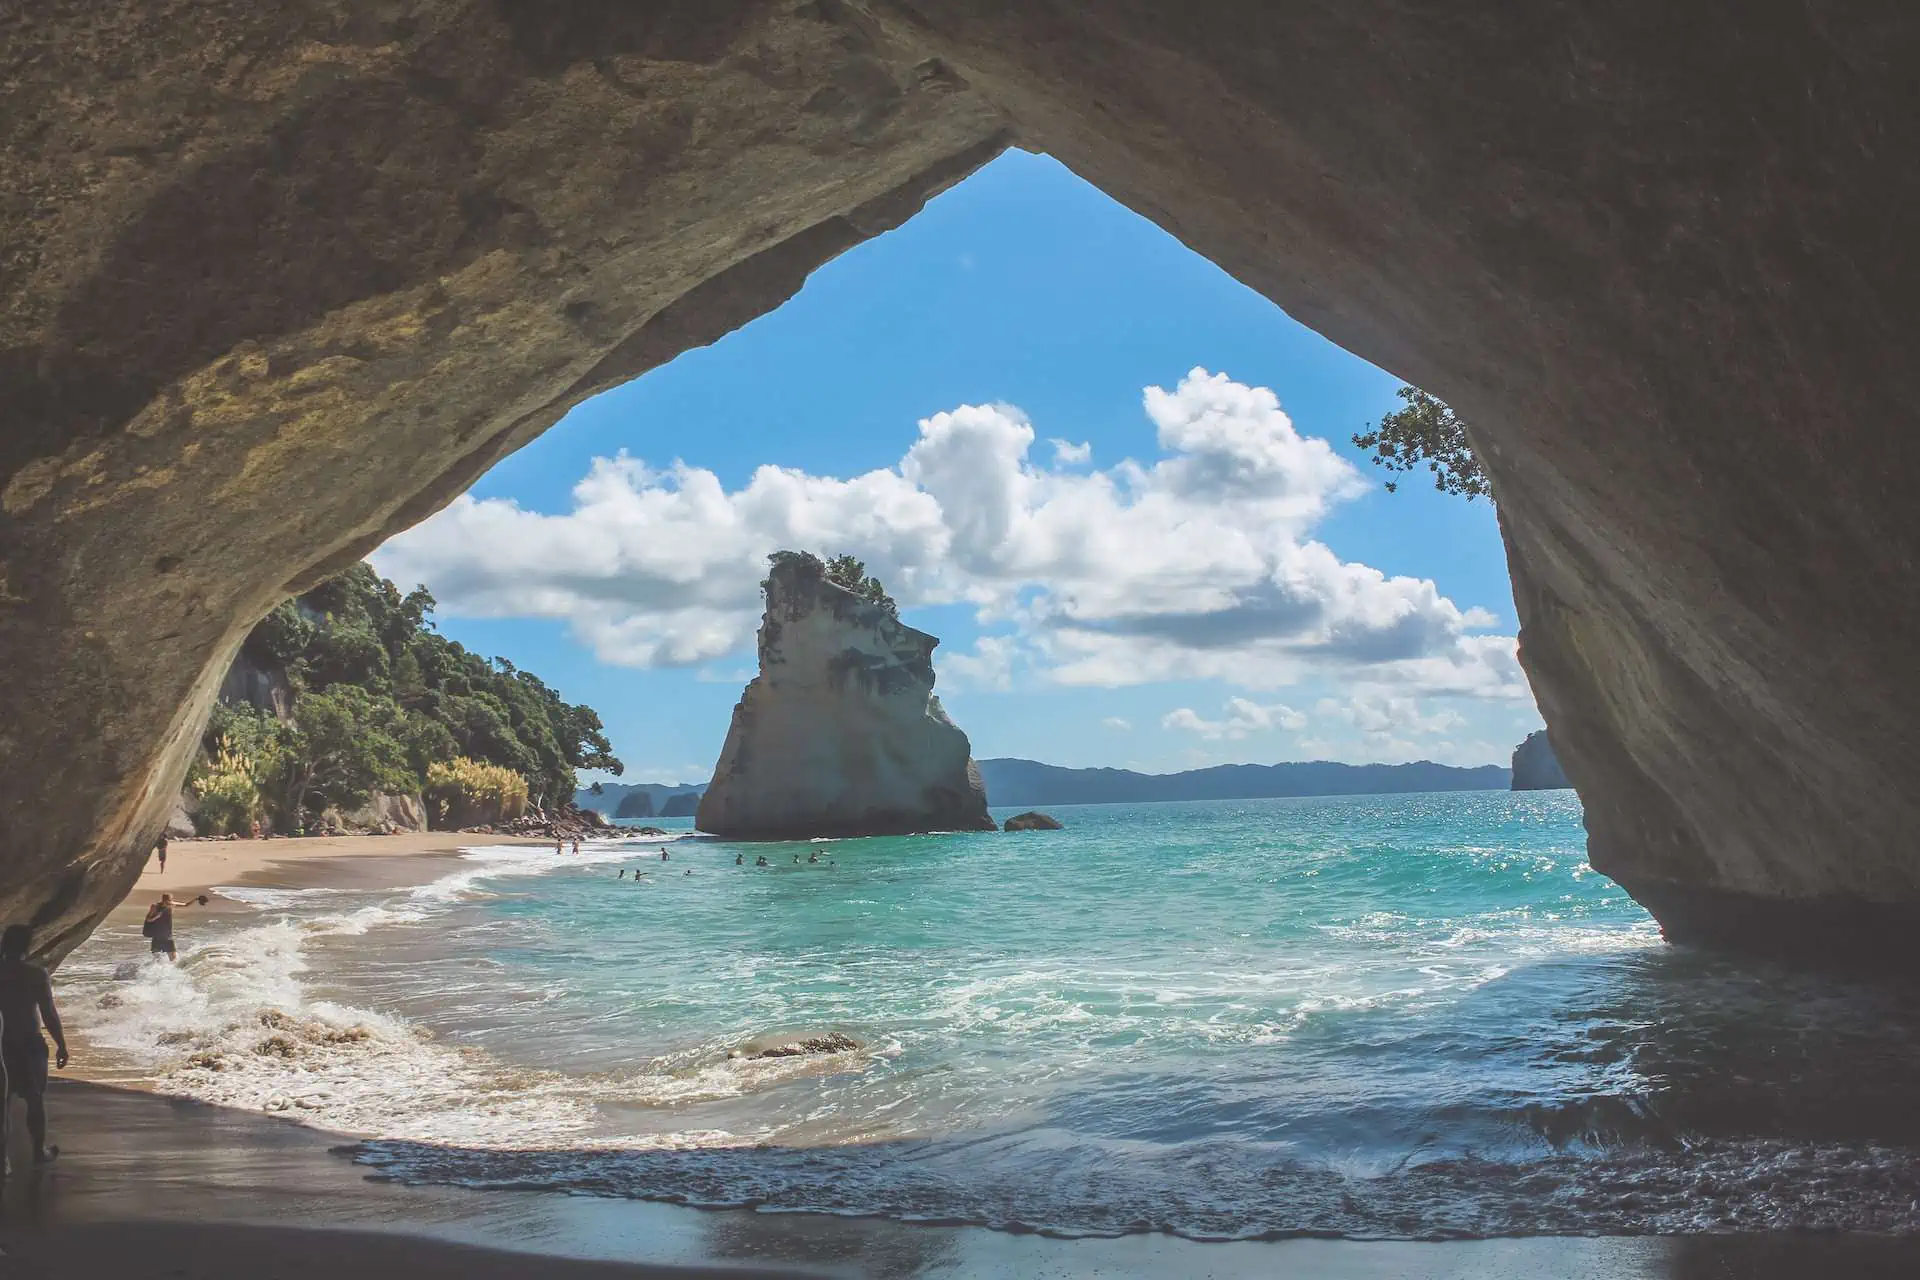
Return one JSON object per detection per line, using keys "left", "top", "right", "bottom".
{"left": 575, "top": 781, "right": 704, "bottom": 816}
{"left": 975, "top": 757, "right": 1509, "bottom": 808}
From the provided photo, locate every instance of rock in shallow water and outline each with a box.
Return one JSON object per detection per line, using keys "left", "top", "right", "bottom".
{"left": 733, "top": 1033, "right": 862, "bottom": 1061}
{"left": 1003, "top": 812, "right": 1063, "bottom": 831}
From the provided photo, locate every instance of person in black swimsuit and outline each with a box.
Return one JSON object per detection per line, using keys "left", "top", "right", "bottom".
{"left": 0, "top": 924, "right": 69, "bottom": 1174}
{"left": 142, "top": 892, "right": 208, "bottom": 962}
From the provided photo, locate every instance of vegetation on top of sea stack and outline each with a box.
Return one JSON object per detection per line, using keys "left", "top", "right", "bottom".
{"left": 764, "top": 549, "right": 898, "bottom": 616}
{"left": 192, "top": 563, "right": 620, "bottom": 833}
{"left": 1352, "top": 386, "right": 1490, "bottom": 500}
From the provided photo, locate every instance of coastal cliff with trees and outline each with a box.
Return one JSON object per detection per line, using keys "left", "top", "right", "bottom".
{"left": 188, "top": 564, "right": 621, "bottom": 834}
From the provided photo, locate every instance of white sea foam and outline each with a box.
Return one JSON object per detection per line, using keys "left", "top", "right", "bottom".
{"left": 66, "top": 833, "right": 822, "bottom": 1148}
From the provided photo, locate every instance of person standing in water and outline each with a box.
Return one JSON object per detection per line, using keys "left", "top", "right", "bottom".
{"left": 142, "top": 892, "right": 207, "bottom": 962}
{"left": 572, "top": 839, "right": 581, "bottom": 854}
{"left": 0, "top": 924, "right": 69, "bottom": 1173}
{"left": 660, "top": 848, "right": 669, "bottom": 862}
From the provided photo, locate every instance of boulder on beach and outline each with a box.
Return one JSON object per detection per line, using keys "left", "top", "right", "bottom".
{"left": 1003, "top": 811, "right": 1063, "bottom": 832}
{"left": 697, "top": 552, "right": 995, "bottom": 840}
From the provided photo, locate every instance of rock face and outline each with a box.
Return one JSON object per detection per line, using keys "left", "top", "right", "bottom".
{"left": 8, "top": 3, "right": 1920, "bottom": 963}
{"left": 1511, "top": 733, "right": 1571, "bottom": 792}
{"left": 340, "top": 792, "right": 428, "bottom": 834}
{"left": 697, "top": 557, "right": 994, "bottom": 840}
{"left": 1003, "top": 812, "right": 1063, "bottom": 832}
{"left": 660, "top": 793, "right": 701, "bottom": 820}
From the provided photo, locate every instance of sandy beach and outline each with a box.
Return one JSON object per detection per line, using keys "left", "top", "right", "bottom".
{"left": 110, "top": 831, "right": 557, "bottom": 925}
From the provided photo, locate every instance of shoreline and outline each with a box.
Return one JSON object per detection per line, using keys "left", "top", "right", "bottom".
{"left": 12, "top": 1083, "right": 1920, "bottom": 1279}
{"left": 109, "top": 830, "right": 567, "bottom": 924}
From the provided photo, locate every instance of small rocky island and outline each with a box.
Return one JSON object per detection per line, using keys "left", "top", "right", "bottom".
{"left": 1003, "top": 811, "right": 1063, "bottom": 831}
{"left": 1512, "top": 729, "right": 1572, "bottom": 790}
{"left": 697, "top": 552, "right": 996, "bottom": 839}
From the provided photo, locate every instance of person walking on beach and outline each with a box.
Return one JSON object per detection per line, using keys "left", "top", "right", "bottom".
{"left": 0, "top": 924, "right": 69, "bottom": 1174}
{"left": 152, "top": 833, "right": 168, "bottom": 873}
{"left": 142, "top": 892, "right": 207, "bottom": 962}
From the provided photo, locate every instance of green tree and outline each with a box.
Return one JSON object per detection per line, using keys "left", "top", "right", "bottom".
{"left": 1352, "top": 386, "right": 1490, "bottom": 500}
{"left": 214, "top": 562, "right": 624, "bottom": 821}
{"left": 293, "top": 685, "right": 419, "bottom": 812}
{"left": 822, "top": 552, "right": 898, "bottom": 615}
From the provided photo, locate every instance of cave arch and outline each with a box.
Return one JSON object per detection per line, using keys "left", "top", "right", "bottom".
{"left": 6, "top": 1, "right": 1919, "bottom": 963}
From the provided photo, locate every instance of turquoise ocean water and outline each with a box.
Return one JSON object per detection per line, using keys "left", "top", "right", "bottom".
{"left": 64, "top": 792, "right": 1920, "bottom": 1238}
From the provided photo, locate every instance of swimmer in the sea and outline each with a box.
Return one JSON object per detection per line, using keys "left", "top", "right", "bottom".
{"left": 735, "top": 853, "right": 744, "bottom": 866}
{"left": 660, "top": 848, "right": 669, "bottom": 862}
{"left": 684, "top": 868, "right": 692, "bottom": 876}
{"left": 755, "top": 855, "right": 770, "bottom": 867}
{"left": 808, "top": 850, "right": 820, "bottom": 863}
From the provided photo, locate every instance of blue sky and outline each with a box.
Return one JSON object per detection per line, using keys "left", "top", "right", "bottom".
{"left": 372, "top": 152, "right": 1541, "bottom": 785}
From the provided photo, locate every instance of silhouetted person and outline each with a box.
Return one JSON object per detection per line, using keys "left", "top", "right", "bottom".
{"left": 0, "top": 924, "right": 68, "bottom": 1173}
{"left": 617, "top": 869, "right": 626, "bottom": 880}
{"left": 142, "top": 892, "right": 207, "bottom": 962}
{"left": 660, "top": 848, "right": 669, "bottom": 862}
{"left": 735, "top": 853, "right": 744, "bottom": 866}
{"left": 755, "top": 856, "right": 770, "bottom": 867}
{"left": 153, "top": 833, "right": 167, "bottom": 873}
{"left": 808, "top": 850, "right": 820, "bottom": 864}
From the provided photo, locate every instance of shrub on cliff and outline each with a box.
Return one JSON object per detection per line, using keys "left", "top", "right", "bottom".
{"left": 425, "top": 757, "right": 530, "bottom": 829}
{"left": 766, "top": 550, "right": 897, "bottom": 616}
{"left": 189, "top": 737, "right": 266, "bottom": 835}
{"left": 1352, "top": 386, "right": 1489, "bottom": 500}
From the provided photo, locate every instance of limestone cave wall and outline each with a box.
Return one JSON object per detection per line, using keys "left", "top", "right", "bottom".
{"left": 6, "top": 0, "right": 1919, "bottom": 961}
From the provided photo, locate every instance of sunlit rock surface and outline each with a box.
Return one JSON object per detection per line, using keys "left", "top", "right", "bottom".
{"left": 7, "top": 1, "right": 1920, "bottom": 962}
{"left": 697, "top": 557, "right": 994, "bottom": 840}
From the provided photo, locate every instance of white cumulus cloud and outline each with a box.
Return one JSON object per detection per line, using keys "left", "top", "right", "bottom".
{"left": 1162, "top": 697, "right": 1308, "bottom": 740}
{"left": 374, "top": 368, "right": 1525, "bottom": 702}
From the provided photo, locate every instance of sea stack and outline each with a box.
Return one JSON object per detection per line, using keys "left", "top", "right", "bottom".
{"left": 1511, "top": 730, "right": 1572, "bottom": 791}
{"left": 697, "top": 553, "right": 996, "bottom": 839}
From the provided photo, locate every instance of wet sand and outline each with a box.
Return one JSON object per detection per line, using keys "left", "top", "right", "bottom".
{"left": 5, "top": 1081, "right": 1920, "bottom": 1279}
